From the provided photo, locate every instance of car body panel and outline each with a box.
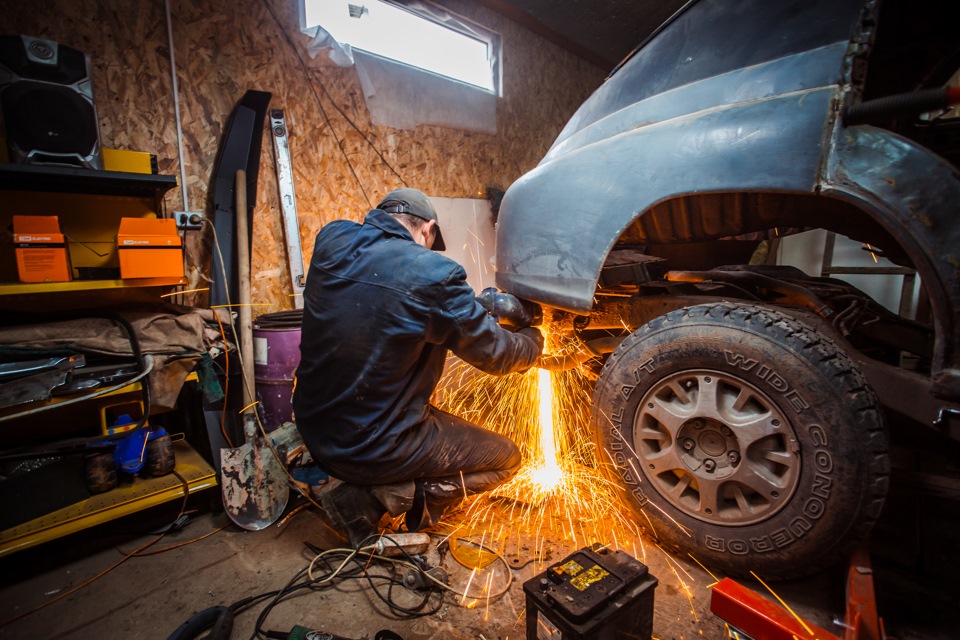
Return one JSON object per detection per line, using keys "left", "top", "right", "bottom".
{"left": 544, "top": 42, "right": 849, "bottom": 164}
{"left": 550, "top": 0, "right": 862, "bottom": 149}
{"left": 496, "top": 85, "right": 834, "bottom": 312}
{"left": 496, "top": 0, "right": 864, "bottom": 312}
{"left": 822, "top": 125, "right": 960, "bottom": 393}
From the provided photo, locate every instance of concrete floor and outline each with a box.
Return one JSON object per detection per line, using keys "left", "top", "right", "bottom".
{"left": 1, "top": 417, "right": 959, "bottom": 640}
{"left": 1, "top": 476, "right": 957, "bottom": 640}
{"left": 0, "top": 498, "right": 729, "bottom": 639}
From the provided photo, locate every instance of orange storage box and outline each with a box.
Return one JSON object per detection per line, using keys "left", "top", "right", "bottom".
{"left": 117, "top": 217, "right": 183, "bottom": 279}
{"left": 14, "top": 215, "right": 72, "bottom": 283}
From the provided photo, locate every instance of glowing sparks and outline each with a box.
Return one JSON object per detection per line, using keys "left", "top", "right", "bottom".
{"left": 659, "top": 545, "right": 699, "bottom": 623}
{"left": 688, "top": 553, "right": 720, "bottom": 583}
{"left": 427, "top": 321, "right": 710, "bottom": 618}
{"left": 530, "top": 368, "right": 562, "bottom": 493}
{"left": 432, "top": 324, "right": 647, "bottom": 564}
{"left": 750, "top": 571, "right": 815, "bottom": 637}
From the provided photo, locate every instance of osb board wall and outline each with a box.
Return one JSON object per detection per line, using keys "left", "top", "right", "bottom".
{"left": 0, "top": 0, "right": 604, "bottom": 314}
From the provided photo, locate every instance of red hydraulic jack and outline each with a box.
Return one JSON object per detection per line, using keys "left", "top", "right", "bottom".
{"left": 710, "top": 546, "right": 884, "bottom": 640}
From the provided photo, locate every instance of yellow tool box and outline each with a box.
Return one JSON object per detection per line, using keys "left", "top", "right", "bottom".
{"left": 102, "top": 148, "right": 156, "bottom": 174}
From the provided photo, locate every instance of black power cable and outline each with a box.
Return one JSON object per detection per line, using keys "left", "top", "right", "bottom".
{"left": 250, "top": 536, "right": 443, "bottom": 638}
{"left": 167, "top": 535, "right": 441, "bottom": 640}
{"left": 167, "top": 536, "right": 444, "bottom": 640}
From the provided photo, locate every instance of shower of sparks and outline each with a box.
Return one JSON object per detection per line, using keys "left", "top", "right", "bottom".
{"left": 431, "top": 324, "right": 649, "bottom": 571}
{"left": 749, "top": 571, "right": 815, "bottom": 637}
{"left": 530, "top": 368, "right": 562, "bottom": 492}
{"left": 421, "top": 320, "right": 715, "bottom": 627}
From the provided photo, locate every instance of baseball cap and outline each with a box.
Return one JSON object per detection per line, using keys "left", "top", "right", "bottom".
{"left": 377, "top": 188, "right": 446, "bottom": 251}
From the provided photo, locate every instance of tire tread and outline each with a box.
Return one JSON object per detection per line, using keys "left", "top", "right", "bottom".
{"left": 594, "top": 301, "right": 889, "bottom": 579}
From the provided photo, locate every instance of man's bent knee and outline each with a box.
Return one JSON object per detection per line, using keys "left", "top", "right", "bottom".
{"left": 503, "top": 442, "right": 522, "bottom": 479}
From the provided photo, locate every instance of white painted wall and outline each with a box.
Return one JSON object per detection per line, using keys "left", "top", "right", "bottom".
{"left": 778, "top": 229, "right": 920, "bottom": 318}
{"left": 431, "top": 196, "right": 497, "bottom": 293}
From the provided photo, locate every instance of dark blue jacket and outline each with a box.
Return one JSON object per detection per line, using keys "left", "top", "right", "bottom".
{"left": 293, "top": 209, "right": 540, "bottom": 468}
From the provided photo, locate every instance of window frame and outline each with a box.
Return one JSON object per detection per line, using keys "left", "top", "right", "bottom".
{"left": 304, "top": 0, "right": 503, "bottom": 96}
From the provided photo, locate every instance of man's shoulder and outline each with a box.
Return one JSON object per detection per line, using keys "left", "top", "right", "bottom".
{"left": 319, "top": 219, "right": 360, "bottom": 236}
{"left": 314, "top": 219, "right": 361, "bottom": 250}
{"left": 410, "top": 246, "right": 465, "bottom": 280}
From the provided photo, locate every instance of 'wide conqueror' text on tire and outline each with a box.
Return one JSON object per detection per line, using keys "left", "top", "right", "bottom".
{"left": 591, "top": 303, "right": 889, "bottom": 578}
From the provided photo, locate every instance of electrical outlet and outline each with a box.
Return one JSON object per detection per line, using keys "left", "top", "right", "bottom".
{"left": 175, "top": 211, "right": 204, "bottom": 230}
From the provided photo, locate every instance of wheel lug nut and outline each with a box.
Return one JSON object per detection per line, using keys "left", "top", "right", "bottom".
{"left": 692, "top": 419, "right": 704, "bottom": 429}
{"left": 704, "top": 459, "right": 716, "bottom": 472}
{"left": 728, "top": 451, "right": 740, "bottom": 463}
{"left": 682, "top": 439, "right": 695, "bottom": 451}
{"left": 721, "top": 426, "right": 732, "bottom": 436}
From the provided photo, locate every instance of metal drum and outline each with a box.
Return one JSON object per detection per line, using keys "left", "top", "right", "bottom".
{"left": 252, "top": 310, "right": 302, "bottom": 431}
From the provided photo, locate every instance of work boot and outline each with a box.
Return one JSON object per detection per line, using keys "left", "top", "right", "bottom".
{"left": 320, "top": 483, "right": 386, "bottom": 548}
{"left": 405, "top": 479, "right": 464, "bottom": 532}
{"left": 371, "top": 480, "right": 415, "bottom": 517}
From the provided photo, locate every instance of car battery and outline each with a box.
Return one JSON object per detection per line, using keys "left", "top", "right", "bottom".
{"left": 523, "top": 544, "right": 657, "bottom": 640}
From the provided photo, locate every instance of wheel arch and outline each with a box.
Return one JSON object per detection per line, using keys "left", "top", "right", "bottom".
{"left": 495, "top": 87, "right": 836, "bottom": 313}
{"left": 822, "top": 126, "right": 960, "bottom": 400}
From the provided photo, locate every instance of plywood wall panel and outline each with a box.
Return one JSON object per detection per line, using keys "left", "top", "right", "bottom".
{"left": 0, "top": 0, "right": 604, "bottom": 313}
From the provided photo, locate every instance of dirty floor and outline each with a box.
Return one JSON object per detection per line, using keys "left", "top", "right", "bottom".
{"left": 1, "top": 463, "right": 957, "bottom": 640}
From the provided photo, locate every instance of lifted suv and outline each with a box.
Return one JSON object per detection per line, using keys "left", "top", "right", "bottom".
{"left": 496, "top": 0, "right": 960, "bottom": 577}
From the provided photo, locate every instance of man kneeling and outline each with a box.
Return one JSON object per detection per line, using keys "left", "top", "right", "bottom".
{"left": 293, "top": 188, "right": 543, "bottom": 546}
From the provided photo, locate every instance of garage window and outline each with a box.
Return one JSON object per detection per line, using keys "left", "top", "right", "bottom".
{"left": 301, "top": 0, "right": 501, "bottom": 134}
{"left": 303, "top": 0, "right": 499, "bottom": 94}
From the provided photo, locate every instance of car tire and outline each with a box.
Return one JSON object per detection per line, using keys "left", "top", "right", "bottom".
{"left": 85, "top": 451, "right": 117, "bottom": 494}
{"left": 591, "top": 302, "right": 889, "bottom": 578}
{"left": 147, "top": 435, "right": 176, "bottom": 477}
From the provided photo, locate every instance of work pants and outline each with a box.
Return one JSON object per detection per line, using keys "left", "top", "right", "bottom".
{"left": 322, "top": 406, "right": 522, "bottom": 528}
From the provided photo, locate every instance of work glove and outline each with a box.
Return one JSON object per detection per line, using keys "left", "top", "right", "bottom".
{"left": 517, "top": 326, "right": 545, "bottom": 353}
{"left": 476, "top": 287, "right": 542, "bottom": 328}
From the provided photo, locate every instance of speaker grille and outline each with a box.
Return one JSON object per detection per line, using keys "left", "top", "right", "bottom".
{"left": 0, "top": 35, "right": 102, "bottom": 169}
{"left": 3, "top": 81, "right": 97, "bottom": 155}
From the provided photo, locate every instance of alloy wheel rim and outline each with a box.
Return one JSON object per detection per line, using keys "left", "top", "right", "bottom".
{"left": 633, "top": 369, "right": 801, "bottom": 526}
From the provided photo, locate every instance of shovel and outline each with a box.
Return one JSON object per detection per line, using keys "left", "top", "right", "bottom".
{"left": 220, "top": 169, "right": 288, "bottom": 530}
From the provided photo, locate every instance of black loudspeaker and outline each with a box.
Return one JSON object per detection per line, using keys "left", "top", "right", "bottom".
{"left": 0, "top": 35, "right": 102, "bottom": 169}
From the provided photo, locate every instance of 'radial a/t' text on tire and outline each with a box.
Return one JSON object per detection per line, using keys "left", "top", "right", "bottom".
{"left": 592, "top": 303, "right": 889, "bottom": 578}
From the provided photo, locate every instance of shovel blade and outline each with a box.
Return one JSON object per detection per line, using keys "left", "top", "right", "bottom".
{"left": 220, "top": 440, "right": 289, "bottom": 531}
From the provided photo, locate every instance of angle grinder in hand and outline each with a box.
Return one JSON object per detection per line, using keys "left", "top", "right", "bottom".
{"left": 476, "top": 287, "right": 542, "bottom": 328}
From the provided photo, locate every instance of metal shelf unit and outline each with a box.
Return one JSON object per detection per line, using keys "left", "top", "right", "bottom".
{"left": 0, "top": 440, "right": 217, "bottom": 558}
{"left": 0, "top": 163, "right": 177, "bottom": 198}
{"left": 0, "top": 162, "right": 215, "bottom": 556}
